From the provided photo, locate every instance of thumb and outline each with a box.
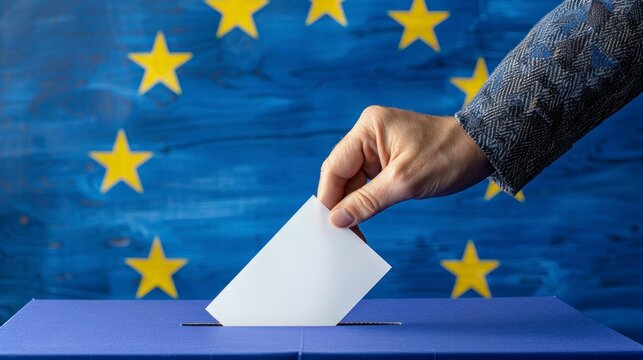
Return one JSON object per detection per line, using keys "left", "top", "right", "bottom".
{"left": 329, "top": 166, "right": 408, "bottom": 228}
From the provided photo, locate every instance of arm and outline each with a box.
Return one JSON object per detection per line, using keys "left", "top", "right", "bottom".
{"left": 456, "top": 0, "right": 643, "bottom": 195}
{"left": 318, "top": 0, "right": 642, "bottom": 228}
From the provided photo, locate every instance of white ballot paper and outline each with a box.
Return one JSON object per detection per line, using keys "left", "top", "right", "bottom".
{"left": 206, "top": 195, "right": 391, "bottom": 326}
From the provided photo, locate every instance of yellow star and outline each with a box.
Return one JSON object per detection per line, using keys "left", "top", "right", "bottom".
{"left": 306, "top": 0, "right": 347, "bottom": 26}
{"left": 388, "top": 0, "right": 449, "bottom": 51}
{"left": 441, "top": 240, "right": 499, "bottom": 298}
{"left": 89, "top": 129, "right": 152, "bottom": 194}
{"left": 205, "top": 0, "right": 269, "bottom": 39}
{"left": 128, "top": 31, "right": 192, "bottom": 95}
{"left": 484, "top": 180, "right": 525, "bottom": 202}
{"left": 125, "top": 237, "right": 188, "bottom": 299}
{"left": 450, "top": 57, "right": 488, "bottom": 106}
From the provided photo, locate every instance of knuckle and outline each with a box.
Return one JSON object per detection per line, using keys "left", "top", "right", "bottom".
{"left": 352, "top": 188, "right": 381, "bottom": 216}
{"left": 320, "top": 158, "right": 330, "bottom": 173}
{"left": 321, "top": 156, "right": 339, "bottom": 176}
{"left": 360, "top": 105, "right": 387, "bottom": 123}
{"left": 320, "top": 137, "right": 346, "bottom": 174}
{"left": 388, "top": 163, "right": 412, "bottom": 185}
{"left": 387, "top": 163, "right": 415, "bottom": 198}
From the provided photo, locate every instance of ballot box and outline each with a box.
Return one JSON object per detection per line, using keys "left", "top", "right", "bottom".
{"left": 1, "top": 297, "right": 642, "bottom": 359}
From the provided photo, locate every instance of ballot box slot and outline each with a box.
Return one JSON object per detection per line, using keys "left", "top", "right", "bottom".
{"left": 181, "top": 322, "right": 401, "bottom": 327}
{"left": 337, "top": 321, "right": 401, "bottom": 326}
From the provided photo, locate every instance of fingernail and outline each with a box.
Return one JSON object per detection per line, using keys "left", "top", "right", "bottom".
{"left": 330, "top": 208, "right": 355, "bottom": 228}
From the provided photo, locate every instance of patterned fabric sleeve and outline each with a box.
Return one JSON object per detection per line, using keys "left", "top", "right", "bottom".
{"left": 455, "top": 0, "right": 643, "bottom": 195}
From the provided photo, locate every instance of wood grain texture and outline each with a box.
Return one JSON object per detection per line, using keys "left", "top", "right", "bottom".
{"left": 1, "top": 0, "right": 642, "bottom": 342}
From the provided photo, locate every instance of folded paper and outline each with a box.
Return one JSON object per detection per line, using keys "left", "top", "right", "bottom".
{"left": 206, "top": 195, "right": 391, "bottom": 326}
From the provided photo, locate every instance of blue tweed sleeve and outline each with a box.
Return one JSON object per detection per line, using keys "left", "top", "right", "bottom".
{"left": 455, "top": 0, "right": 643, "bottom": 195}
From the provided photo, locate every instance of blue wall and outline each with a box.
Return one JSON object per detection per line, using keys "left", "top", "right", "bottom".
{"left": 1, "top": 0, "right": 642, "bottom": 343}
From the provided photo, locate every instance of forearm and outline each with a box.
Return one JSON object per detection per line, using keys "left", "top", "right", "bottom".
{"left": 456, "top": 0, "right": 643, "bottom": 195}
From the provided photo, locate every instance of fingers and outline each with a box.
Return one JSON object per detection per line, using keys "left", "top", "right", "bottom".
{"left": 344, "top": 171, "right": 368, "bottom": 242}
{"left": 318, "top": 105, "right": 398, "bottom": 230}
{"left": 317, "top": 132, "right": 365, "bottom": 210}
{"left": 319, "top": 167, "right": 368, "bottom": 241}
{"left": 329, "top": 165, "right": 409, "bottom": 228}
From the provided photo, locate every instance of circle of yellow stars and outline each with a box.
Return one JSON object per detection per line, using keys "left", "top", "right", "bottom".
{"left": 82, "top": 0, "right": 531, "bottom": 299}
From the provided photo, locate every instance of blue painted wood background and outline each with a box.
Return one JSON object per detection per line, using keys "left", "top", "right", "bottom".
{"left": 1, "top": 0, "right": 642, "bottom": 343}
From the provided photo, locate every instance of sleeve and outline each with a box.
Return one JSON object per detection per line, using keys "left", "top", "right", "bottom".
{"left": 454, "top": 0, "right": 643, "bottom": 195}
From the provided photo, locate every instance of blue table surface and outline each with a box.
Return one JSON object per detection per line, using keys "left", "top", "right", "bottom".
{"left": 0, "top": 297, "right": 641, "bottom": 359}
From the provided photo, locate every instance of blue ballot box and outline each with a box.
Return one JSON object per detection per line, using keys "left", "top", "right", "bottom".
{"left": 1, "top": 297, "right": 642, "bottom": 359}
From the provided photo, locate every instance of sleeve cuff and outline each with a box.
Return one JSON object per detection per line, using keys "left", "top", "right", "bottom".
{"left": 454, "top": 111, "right": 522, "bottom": 196}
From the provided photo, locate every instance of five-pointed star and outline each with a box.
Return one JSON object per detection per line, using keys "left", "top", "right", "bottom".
{"left": 125, "top": 237, "right": 188, "bottom": 299}
{"left": 450, "top": 57, "right": 488, "bottom": 107}
{"left": 306, "top": 0, "right": 347, "bottom": 26}
{"left": 128, "top": 31, "right": 192, "bottom": 95}
{"left": 485, "top": 180, "right": 525, "bottom": 202}
{"left": 388, "top": 0, "right": 449, "bottom": 51}
{"left": 441, "top": 240, "right": 499, "bottom": 298}
{"left": 205, "top": 0, "right": 269, "bottom": 39}
{"left": 89, "top": 129, "right": 153, "bottom": 194}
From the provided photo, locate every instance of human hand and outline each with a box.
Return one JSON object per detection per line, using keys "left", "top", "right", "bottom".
{"left": 317, "top": 106, "right": 493, "bottom": 229}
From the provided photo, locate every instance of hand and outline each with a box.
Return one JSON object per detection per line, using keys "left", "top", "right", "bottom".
{"left": 317, "top": 105, "right": 493, "bottom": 228}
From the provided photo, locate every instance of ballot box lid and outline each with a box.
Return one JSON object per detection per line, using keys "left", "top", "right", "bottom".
{"left": 1, "top": 297, "right": 641, "bottom": 359}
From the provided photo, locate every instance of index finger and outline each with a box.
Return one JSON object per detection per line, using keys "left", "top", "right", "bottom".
{"left": 317, "top": 131, "right": 364, "bottom": 210}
